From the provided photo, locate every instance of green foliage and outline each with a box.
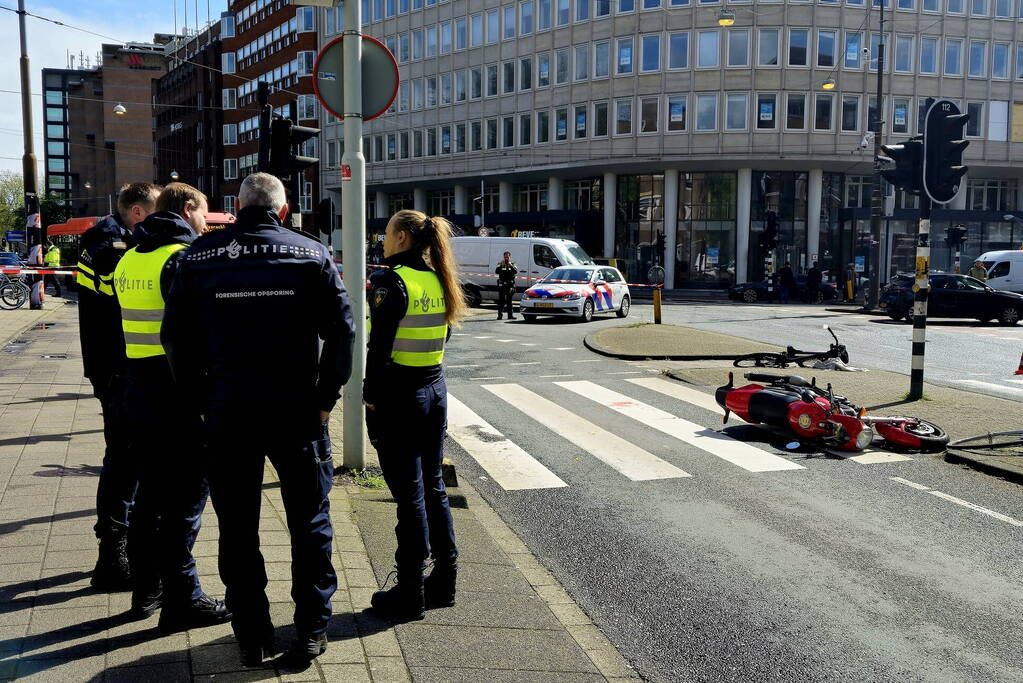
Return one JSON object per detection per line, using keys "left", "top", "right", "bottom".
{"left": 0, "top": 171, "right": 24, "bottom": 232}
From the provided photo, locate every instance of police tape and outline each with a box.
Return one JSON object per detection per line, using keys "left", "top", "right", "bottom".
{"left": 358, "top": 263, "right": 664, "bottom": 289}
{"left": 2, "top": 268, "right": 78, "bottom": 276}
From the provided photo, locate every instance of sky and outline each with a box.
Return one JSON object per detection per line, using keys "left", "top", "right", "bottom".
{"left": 0, "top": 0, "right": 229, "bottom": 178}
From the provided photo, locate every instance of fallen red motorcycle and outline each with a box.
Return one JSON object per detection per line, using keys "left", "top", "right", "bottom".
{"left": 714, "top": 372, "right": 949, "bottom": 453}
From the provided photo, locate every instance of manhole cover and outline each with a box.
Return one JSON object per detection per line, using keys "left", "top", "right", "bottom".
{"left": 40, "top": 354, "right": 68, "bottom": 360}
{"left": 32, "top": 323, "right": 57, "bottom": 330}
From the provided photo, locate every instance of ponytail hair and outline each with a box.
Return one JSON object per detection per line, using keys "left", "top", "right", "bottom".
{"left": 391, "top": 210, "right": 468, "bottom": 327}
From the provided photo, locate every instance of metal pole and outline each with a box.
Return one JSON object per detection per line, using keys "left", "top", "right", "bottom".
{"left": 288, "top": 99, "right": 302, "bottom": 232}
{"left": 341, "top": 0, "right": 367, "bottom": 469}
{"left": 909, "top": 196, "right": 931, "bottom": 400}
{"left": 866, "top": 1, "right": 886, "bottom": 311}
{"left": 480, "top": 178, "right": 485, "bottom": 230}
{"left": 257, "top": 81, "right": 271, "bottom": 172}
{"left": 19, "top": 0, "right": 42, "bottom": 309}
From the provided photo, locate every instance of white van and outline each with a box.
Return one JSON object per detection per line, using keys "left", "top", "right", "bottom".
{"left": 452, "top": 236, "right": 595, "bottom": 306}
{"left": 975, "top": 250, "right": 1023, "bottom": 294}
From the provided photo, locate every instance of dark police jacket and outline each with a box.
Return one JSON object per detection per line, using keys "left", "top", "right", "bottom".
{"left": 495, "top": 261, "right": 517, "bottom": 288}
{"left": 162, "top": 206, "right": 356, "bottom": 427}
{"left": 77, "top": 214, "right": 135, "bottom": 381}
{"left": 365, "top": 251, "right": 443, "bottom": 405}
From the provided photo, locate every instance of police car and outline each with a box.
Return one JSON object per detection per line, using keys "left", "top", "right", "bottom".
{"left": 520, "top": 265, "right": 630, "bottom": 322}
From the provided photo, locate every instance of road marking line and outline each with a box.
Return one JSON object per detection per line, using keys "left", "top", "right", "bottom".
{"left": 519, "top": 343, "right": 538, "bottom": 346}
{"left": 955, "top": 379, "right": 1023, "bottom": 397}
{"left": 539, "top": 374, "right": 574, "bottom": 378}
{"left": 510, "top": 362, "right": 541, "bottom": 366}
{"left": 558, "top": 381, "right": 805, "bottom": 473}
{"left": 550, "top": 347, "right": 574, "bottom": 351}
{"left": 607, "top": 371, "right": 642, "bottom": 375}
{"left": 445, "top": 364, "right": 479, "bottom": 368}
{"left": 889, "top": 477, "right": 1023, "bottom": 526}
{"left": 572, "top": 359, "right": 603, "bottom": 363}
{"left": 1007, "top": 379, "right": 1023, "bottom": 385}
{"left": 447, "top": 396, "right": 567, "bottom": 491}
{"left": 483, "top": 384, "right": 690, "bottom": 481}
{"left": 452, "top": 333, "right": 467, "bottom": 336}
{"left": 845, "top": 451, "right": 913, "bottom": 464}
{"left": 626, "top": 376, "right": 722, "bottom": 414}
{"left": 470, "top": 377, "right": 506, "bottom": 381}
{"left": 474, "top": 336, "right": 494, "bottom": 339}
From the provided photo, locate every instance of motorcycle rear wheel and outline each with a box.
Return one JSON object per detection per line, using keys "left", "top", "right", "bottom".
{"left": 876, "top": 419, "right": 949, "bottom": 453}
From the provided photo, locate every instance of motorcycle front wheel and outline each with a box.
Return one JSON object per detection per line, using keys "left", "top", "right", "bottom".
{"left": 875, "top": 419, "right": 950, "bottom": 453}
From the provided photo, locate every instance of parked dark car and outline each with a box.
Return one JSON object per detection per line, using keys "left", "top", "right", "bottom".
{"left": 729, "top": 277, "right": 839, "bottom": 304}
{"left": 880, "top": 273, "right": 1023, "bottom": 325}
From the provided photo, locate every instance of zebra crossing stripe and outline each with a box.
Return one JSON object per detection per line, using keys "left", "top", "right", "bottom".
{"left": 557, "top": 381, "right": 805, "bottom": 473}
{"left": 482, "top": 384, "right": 691, "bottom": 482}
{"left": 446, "top": 395, "right": 568, "bottom": 491}
{"left": 626, "top": 377, "right": 723, "bottom": 415}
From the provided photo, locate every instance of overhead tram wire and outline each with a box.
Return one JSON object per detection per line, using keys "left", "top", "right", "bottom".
{"left": 0, "top": 88, "right": 260, "bottom": 113}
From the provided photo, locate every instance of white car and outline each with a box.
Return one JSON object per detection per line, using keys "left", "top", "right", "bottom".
{"left": 520, "top": 266, "right": 631, "bottom": 322}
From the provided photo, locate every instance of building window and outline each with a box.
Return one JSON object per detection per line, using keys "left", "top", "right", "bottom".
{"left": 615, "top": 98, "right": 633, "bottom": 134}
{"left": 455, "top": 72, "right": 467, "bottom": 101}
{"left": 297, "top": 6, "right": 315, "bottom": 31}
{"left": 814, "top": 93, "right": 833, "bottom": 131}
{"left": 298, "top": 94, "right": 317, "bottom": 120}
{"left": 595, "top": 41, "right": 611, "bottom": 77}
{"left": 487, "top": 65, "right": 498, "bottom": 96}
{"left": 669, "top": 32, "right": 689, "bottom": 69}
{"left": 844, "top": 32, "right": 862, "bottom": 68}
{"left": 520, "top": 113, "right": 532, "bottom": 145}
{"left": 564, "top": 179, "right": 600, "bottom": 210}
{"left": 429, "top": 190, "right": 455, "bottom": 215}
{"left": 521, "top": 57, "right": 533, "bottom": 89}
{"left": 993, "top": 43, "right": 1009, "bottom": 78}
{"left": 221, "top": 14, "right": 235, "bottom": 38}
{"left": 471, "top": 121, "right": 482, "bottom": 150}
{"left": 487, "top": 9, "right": 499, "bottom": 43}
{"left": 575, "top": 45, "right": 589, "bottom": 80}
{"left": 503, "top": 62, "right": 515, "bottom": 93}
{"left": 441, "top": 73, "right": 453, "bottom": 104}
{"left": 786, "top": 93, "right": 806, "bottom": 129}
{"left": 596, "top": 0, "right": 611, "bottom": 15}
{"left": 845, "top": 175, "right": 871, "bottom": 208}
{"left": 968, "top": 179, "right": 1016, "bottom": 211}
{"left": 223, "top": 195, "right": 236, "bottom": 214}
{"left": 842, "top": 95, "right": 859, "bottom": 132}
{"left": 966, "top": 102, "right": 983, "bottom": 136}
{"left": 516, "top": 183, "right": 548, "bottom": 211}
{"left": 427, "top": 25, "right": 438, "bottom": 56}
{"left": 538, "top": 111, "right": 550, "bottom": 142}
{"left": 728, "top": 30, "right": 749, "bottom": 67}
{"left": 892, "top": 97, "right": 910, "bottom": 134}
{"left": 595, "top": 102, "right": 609, "bottom": 136}
{"left": 400, "top": 132, "right": 410, "bottom": 158}
{"left": 575, "top": 104, "right": 589, "bottom": 137}
{"left": 726, "top": 93, "right": 747, "bottom": 130}
{"left": 758, "top": 29, "right": 779, "bottom": 66}
{"left": 224, "top": 158, "right": 238, "bottom": 180}
{"left": 487, "top": 119, "right": 498, "bottom": 149}
{"left": 617, "top": 38, "right": 634, "bottom": 74}
{"left": 696, "top": 94, "right": 717, "bottom": 131}
{"left": 456, "top": 17, "right": 467, "bottom": 49}
{"left": 817, "top": 30, "right": 835, "bottom": 67}
{"left": 521, "top": 0, "right": 535, "bottom": 33}
{"left": 788, "top": 29, "right": 808, "bottom": 66}
{"left": 667, "top": 95, "right": 687, "bottom": 131}
{"left": 427, "top": 76, "right": 437, "bottom": 106}
{"left": 503, "top": 116, "right": 515, "bottom": 147}
{"left": 556, "top": 0, "right": 570, "bottom": 24}
{"left": 555, "top": 108, "right": 568, "bottom": 140}
{"left": 969, "top": 40, "right": 987, "bottom": 77}
{"left": 387, "top": 133, "right": 397, "bottom": 160}
{"left": 698, "top": 30, "right": 719, "bottom": 68}
{"left": 222, "top": 53, "right": 236, "bottom": 73}
{"left": 894, "top": 35, "right": 913, "bottom": 72}
{"left": 945, "top": 39, "right": 963, "bottom": 75}
{"left": 297, "top": 51, "right": 315, "bottom": 76}
{"left": 223, "top": 124, "right": 238, "bottom": 145}
{"left": 756, "top": 93, "right": 776, "bottom": 129}
{"left": 504, "top": 5, "right": 516, "bottom": 38}
{"left": 641, "top": 35, "right": 660, "bottom": 72}
{"left": 413, "top": 79, "right": 424, "bottom": 108}
{"left": 222, "top": 89, "right": 237, "bottom": 109}
{"left": 538, "top": 53, "right": 551, "bottom": 86}
{"left": 441, "top": 21, "right": 452, "bottom": 53}
{"left": 556, "top": 48, "right": 570, "bottom": 83}
{"left": 577, "top": 0, "right": 590, "bottom": 20}
{"left": 920, "top": 37, "right": 938, "bottom": 74}
{"left": 471, "top": 15, "right": 483, "bottom": 46}
{"left": 413, "top": 29, "right": 423, "bottom": 59}
{"left": 414, "top": 130, "right": 423, "bottom": 157}
{"left": 640, "top": 97, "right": 658, "bottom": 133}
{"left": 427, "top": 128, "right": 437, "bottom": 155}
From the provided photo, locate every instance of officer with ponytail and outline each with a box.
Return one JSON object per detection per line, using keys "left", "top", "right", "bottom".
{"left": 365, "top": 210, "right": 467, "bottom": 622}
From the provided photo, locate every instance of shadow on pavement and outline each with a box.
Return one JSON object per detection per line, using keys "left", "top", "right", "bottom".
{"left": 0, "top": 507, "right": 94, "bottom": 536}
{"left": 5, "top": 392, "right": 94, "bottom": 406}
{"left": 33, "top": 463, "right": 103, "bottom": 478}
{"left": 0, "top": 428, "right": 103, "bottom": 448}
{"left": 0, "top": 571, "right": 92, "bottom": 620}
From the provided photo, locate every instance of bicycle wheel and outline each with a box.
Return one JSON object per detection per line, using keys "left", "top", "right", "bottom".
{"left": 733, "top": 353, "right": 789, "bottom": 368}
{"left": 0, "top": 283, "right": 29, "bottom": 309}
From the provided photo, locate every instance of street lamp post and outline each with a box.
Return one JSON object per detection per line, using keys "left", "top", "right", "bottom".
{"left": 17, "top": 0, "right": 42, "bottom": 309}
{"left": 866, "top": 0, "right": 887, "bottom": 311}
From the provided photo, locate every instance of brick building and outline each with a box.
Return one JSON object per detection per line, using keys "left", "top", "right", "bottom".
{"left": 42, "top": 39, "right": 169, "bottom": 218}
{"left": 153, "top": 23, "right": 225, "bottom": 201}
{"left": 219, "top": 1, "right": 321, "bottom": 231}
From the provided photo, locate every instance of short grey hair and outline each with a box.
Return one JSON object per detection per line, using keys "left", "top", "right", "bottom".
{"left": 238, "top": 172, "right": 287, "bottom": 212}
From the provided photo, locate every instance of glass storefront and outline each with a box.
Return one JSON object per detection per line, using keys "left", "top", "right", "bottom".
{"left": 675, "top": 172, "right": 736, "bottom": 288}
{"left": 750, "top": 171, "right": 808, "bottom": 280}
{"left": 615, "top": 174, "right": 665, "bottom": 284}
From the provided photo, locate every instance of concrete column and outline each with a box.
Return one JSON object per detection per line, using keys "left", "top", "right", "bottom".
{"left": 498, "top": 181, "right": 513, "bottom": 212}
{"left": 602, "top": 172, "right": 617, "bottom": 258}
{"left": 453, "top": 184, "right": 468, "bottom": 214}
{"left": 663, "top": 169, "right": 679, "bottom": 289}
{"left": 736, "top": 168, "right": 752, "bottom": 284}
{"left": 374, "top": 191, "right": 388, "bottom": 220}
{"left": 413, "top": 188, "right": 426, "bottom": 212}
{"left": 806, "top": 169, "right": 823, "bottom": 271}
{"left": 547, "top": 177, "right": 563, "bottom": 210}
{"left": 951, "top": 173, "right": 968, "bottom": 210}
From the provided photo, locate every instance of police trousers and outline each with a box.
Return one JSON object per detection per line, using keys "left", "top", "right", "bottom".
{"left": 205, "top": 420, "right": 335, "bottom": 639}
{"left": 90, "top": 373, "right": 137, "bottom": 536}
{"left": 367, "top": 377, "right": 458, "bottom": 574}
{"left": 497, "top": 284, "right": 515, "bottom": 317}
{"left": 122, "top": 365, "right": 208, "bottom": 603}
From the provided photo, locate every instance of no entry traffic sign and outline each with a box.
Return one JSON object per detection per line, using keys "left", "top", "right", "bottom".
{"left": 312, "top": 35, "right": 399, "bottom": 122}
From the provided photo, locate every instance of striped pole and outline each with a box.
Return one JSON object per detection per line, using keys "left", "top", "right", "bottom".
{"left": 909, "top": 197, "right": 932, "bottom": 400}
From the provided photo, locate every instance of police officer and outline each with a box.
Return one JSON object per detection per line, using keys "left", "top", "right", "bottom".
{"left": 495, "top": 251, "right": 517, "bottom": 320}
{"left": 43, "top": 241, "right": 61, "bottom": 297}
{"left": 113, "top": 183, "right": 230, "bottom": 631}
{"left": 162, "top": 173, "right": 355, "bottom": 665}
{"left": 77, "top": 182, "right": 161, "bottom": 590}
{"left": 365, "top": 210, "right": 467, "bottom": 622}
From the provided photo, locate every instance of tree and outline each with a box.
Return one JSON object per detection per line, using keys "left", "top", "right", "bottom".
{"left": 0, "top": 170, "right": 24, "bottom": 232}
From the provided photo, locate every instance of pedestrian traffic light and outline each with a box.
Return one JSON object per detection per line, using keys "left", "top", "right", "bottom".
{"left": 879, "top": 136, "right": 923, "bottom": 194}
{"left": 268, "top": 117, "right": 320, "bottom": 180}
{"left": 759, "top": 211, "right": 779, "bottom": 251}
{"left": 923, "top": 100, "right": 969, "bottom": 205}
{"left": 944, "top": 224, "right": 967, "bottom": 249}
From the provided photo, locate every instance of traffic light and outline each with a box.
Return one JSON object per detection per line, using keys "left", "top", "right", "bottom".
{"left": 923, "top": 100, "right": 969, "bottom": 205}
{"left": 944, "top": 224, "right": 967, "bottom": 249}
{"left": 879, "top": 136, "right": 923, "bottom": 194}
{"left": 759, "top": 211, "right": 779, "bottom": 251}
{"left": 268, "top": 117, "right": 319, "bottom": 180}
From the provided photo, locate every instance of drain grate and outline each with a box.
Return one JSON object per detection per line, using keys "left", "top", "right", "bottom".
{"left": 32, "top": 322, "right": 57, "bottom": 330}
{"left": 40, "top": 353, "right": 68, "bottom": 360}
{"left": 8, "top": 339, "right": 30, "bottom": 345}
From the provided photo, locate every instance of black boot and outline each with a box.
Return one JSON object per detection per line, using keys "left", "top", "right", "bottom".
{"left": 158, "top": 593, "right": 232, "bottom": 632}
{"left": 285, "top": 632, "right": 328, "bottom": 664}
{"left": 91, "top": 527, "right": 131, "bottom": 592}
{"left": 130, "top": 585, "right": 163, "bottom": 620}
{"left": 370, "top": 570, "right": 426, "bottom": 622}
{"left": 238, "top": 628, "right": 277, "bottom": 667}
{"left": 424, "top": 563, "right": 457, "bottom": 608}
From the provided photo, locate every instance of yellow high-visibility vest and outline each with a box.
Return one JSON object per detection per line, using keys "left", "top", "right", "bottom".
{"left": 112, "top": 243, "right": 186, "bottom": 359}
{"left": 44, "top": 247, "right": 60, "bottom": 267}
{"left": 391, "top": 265, "right": 447, "bottom": 367}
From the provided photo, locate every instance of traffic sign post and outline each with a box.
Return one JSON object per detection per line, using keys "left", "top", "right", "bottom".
{"left": 311, "top": 3, "right": 398, "bottom": 470}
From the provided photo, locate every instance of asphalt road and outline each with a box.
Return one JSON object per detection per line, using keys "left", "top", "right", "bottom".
{"left": 649, "top": 301, "right": 1023, "bottom": 402}
{"left": 443, "top": 306, "right": 1023, "bottom": 683}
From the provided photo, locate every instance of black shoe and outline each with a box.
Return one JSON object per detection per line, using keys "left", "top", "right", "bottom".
{"left": 508, "top": 315, "right": 516, "bottom": 320}
{"left": 497, "top": 315, "right": 503, "bottom": 320}
{"left": 424, "top": 563, "right": 457, "bottom": 608}
{"left": 91, "top": 528, "right": 131, "bottom": 592}
{"left": 285, "top": 632, "right": 328, "bottom": 664}
{"left": 370, "top": 571, "right": 426, "bottom": 622}
{"left": 158, "top": 593, "right": 232, "bottom": 632}
{"left": 239, "top": 633, "right": 277, "bottom": 667}
{"left": 130, "top": 588, "right": 163, "bottom": 620}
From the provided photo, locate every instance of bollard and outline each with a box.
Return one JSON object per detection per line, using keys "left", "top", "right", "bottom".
{"left": 653, "top": 288, "right": 662, "bottom": 324}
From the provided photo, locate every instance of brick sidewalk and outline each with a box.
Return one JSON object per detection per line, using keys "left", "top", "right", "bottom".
{"left": 0, "top": 304, "right": 637, "bottom": 682}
